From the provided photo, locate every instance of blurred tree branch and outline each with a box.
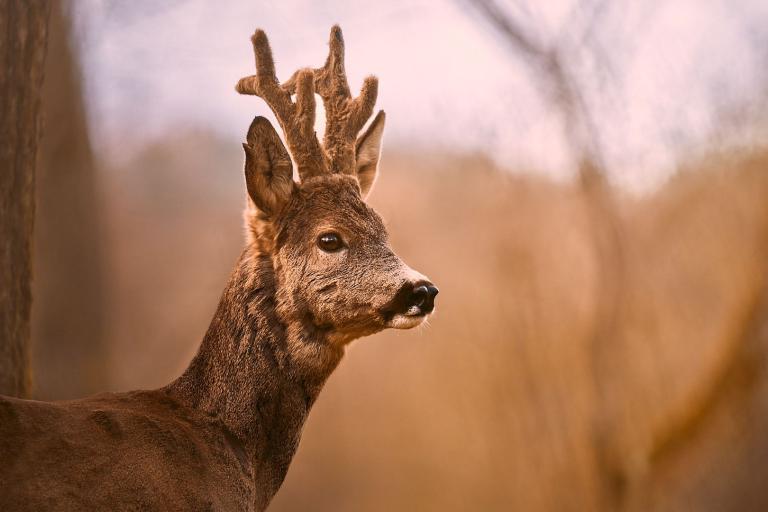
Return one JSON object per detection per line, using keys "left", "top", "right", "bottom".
{"left": 465, "top": 0, "right": 608, "bottom": 170}
{"left": 460, "top": 0, "right": 628, "bottom": 508}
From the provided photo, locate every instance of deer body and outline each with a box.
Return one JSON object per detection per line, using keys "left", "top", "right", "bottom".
{"left": 1, "top": 246, "right": 337, "bottom": 511}
{"left": 1, "top": 391, "right": 254, "bottom": 510}
{"left": 0, "top": 27, "right": 437, "bottom": 511}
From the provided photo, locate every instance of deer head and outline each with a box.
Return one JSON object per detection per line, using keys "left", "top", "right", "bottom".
{"left": 235, "top": 26, "right": 438, "bottom": 345}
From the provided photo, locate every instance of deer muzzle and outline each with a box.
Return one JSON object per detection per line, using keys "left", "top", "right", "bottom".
{"left": 381, "top": 274, "right": 439, "bottom": 329}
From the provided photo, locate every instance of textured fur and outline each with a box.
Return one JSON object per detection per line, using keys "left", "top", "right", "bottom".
{"left": 0, "top": 26, "right": 434, "bottom": 511}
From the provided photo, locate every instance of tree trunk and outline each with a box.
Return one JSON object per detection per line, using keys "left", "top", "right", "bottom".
{"left": 32, "top": 1, "right": 108, "bottom": 400}
{"left": 0, "top": 1, "right": 51, "bottom": 397}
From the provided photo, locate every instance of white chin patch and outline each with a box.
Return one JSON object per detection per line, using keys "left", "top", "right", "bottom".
{"left": 387, "top": 313, "right": 426, "bottom": 329}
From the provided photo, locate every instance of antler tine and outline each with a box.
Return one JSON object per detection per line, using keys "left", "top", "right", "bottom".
{"left": 316, "top": 25, "right": 351, "bottom": 98}
{"left": 236, "top": 30, "right": 328, "bottom": 180}
{"left": 310, "top": 25, "right": 379, "bottom": 175}
{"left": 281, "top": 25, "right": 350, "bottom": 97}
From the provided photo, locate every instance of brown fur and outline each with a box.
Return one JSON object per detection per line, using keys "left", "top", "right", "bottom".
{"left": 0, "top": 26, "right": 435, "bottom": 511}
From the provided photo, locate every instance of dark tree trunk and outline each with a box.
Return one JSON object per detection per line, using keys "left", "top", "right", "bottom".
{"left": 0, "top": 1, "right": 51, "bottom": 397}
{"left": 32, "top": 1, "right": 108, "bottom": 400}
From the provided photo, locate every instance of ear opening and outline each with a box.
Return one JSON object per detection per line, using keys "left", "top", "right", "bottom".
{"left": 354, "top": 110, "right": 386, "bottom": 199}
{"left": 243, "top": 116, "right": 295, "bottom": 216}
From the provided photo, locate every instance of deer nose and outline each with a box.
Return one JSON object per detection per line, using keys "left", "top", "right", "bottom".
{"left": 407, "top": 283, "right": 439, "bottom": 314}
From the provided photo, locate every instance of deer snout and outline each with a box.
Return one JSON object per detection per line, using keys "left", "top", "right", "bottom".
{"left": 407, "top": 283, "right": 439, "bottom": 315}
{"left": 380, "top": 262, "right": 438, "bottom": 329}
{"left": 386, "top": 279, "right": 438, "bottom": 319}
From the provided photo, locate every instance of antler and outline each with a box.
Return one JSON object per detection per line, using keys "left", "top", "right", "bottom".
{"left": 236, "top": 30, "right": 328, "bottom": 180}
{"left": 285, "top": 25, "right": 379, "bottom": 176}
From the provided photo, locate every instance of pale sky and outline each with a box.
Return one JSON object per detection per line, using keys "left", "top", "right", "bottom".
{"left": 72, "top": 0, "right": 768, "bottom": 192}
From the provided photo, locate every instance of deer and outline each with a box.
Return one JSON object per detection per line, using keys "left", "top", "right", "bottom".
{"left": 0, "top": 26, "right": 438, "bottom": 511}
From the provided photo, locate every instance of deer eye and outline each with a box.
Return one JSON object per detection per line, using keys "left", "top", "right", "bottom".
{"left": 317, "top": 232, "right": 344, "bottom": 252}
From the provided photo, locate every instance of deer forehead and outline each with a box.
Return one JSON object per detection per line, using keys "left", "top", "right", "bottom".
{"left": 278, "top": 175, "right": 387, "bottom": 244}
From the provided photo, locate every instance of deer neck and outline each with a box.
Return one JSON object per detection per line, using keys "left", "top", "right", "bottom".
{"left": 166, "top": 240, "right": 344, "bottom": 500}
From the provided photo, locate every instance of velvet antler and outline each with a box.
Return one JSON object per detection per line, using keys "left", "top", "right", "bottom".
{"left": 236, "top": 30, "right": 328, "bottom": 180}
{"left": 284, "top": 25, "right": 379, "bottom": 176}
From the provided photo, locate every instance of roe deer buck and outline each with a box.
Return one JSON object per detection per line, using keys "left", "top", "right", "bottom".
{"left": 0, "top": 26, "right": 437, "bottom": 511}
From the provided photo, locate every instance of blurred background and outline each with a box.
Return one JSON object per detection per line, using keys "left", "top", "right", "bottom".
{"left": 29, "top": 0, "right": 768, "bottom": 510}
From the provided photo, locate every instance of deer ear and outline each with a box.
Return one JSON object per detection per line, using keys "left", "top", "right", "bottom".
{"left": 354, "top": 110, "right": 386, "bottom": 199}
{"left": 243, "top": 116, "right": 295, "bottom": 216}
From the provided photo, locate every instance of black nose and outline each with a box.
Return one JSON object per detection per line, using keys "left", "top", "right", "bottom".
{"left": 407, "top": 283, "right": 439, "bottom": 314}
